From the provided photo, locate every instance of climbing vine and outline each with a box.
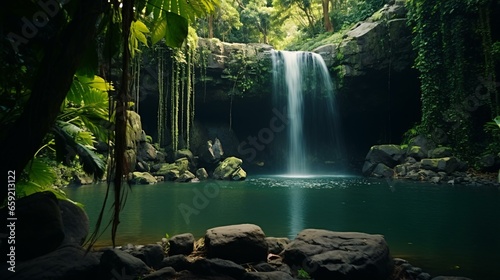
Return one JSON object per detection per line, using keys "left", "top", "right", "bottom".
{"left": 406, "top": 0, "right": 499, "bottom": 161}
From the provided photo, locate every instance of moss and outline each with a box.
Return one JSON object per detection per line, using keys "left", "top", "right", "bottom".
{"left": 370, "top": 10, "right": 384, "bottom": 22}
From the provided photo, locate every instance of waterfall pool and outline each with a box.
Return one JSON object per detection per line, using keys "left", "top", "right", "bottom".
{"left": 66, "top": 175, "right": 500, "bottom": 279}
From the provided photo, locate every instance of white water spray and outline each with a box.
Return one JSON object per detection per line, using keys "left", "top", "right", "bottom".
{"left": 272, "top": 50, "right": 340, "bottom": 175}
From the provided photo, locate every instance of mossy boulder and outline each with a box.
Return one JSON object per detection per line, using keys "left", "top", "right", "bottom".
{"left": 175, "top": 171, "right": 196, "bottom": 183}
{"left": 175, "top": 149, "right": 194, "bottom": 162}
{"left": 428, "top": 147, "right": 453, "bottom": 158}
{"left": 129, "top": 172, "right": 157, "bottom": 185}
{"left": 371, "top": 163, "right": 395, "bottom": 178}
{"left": 363, "top": 145, "right": 404, "bottom": 176}
{"left": 406, "top": 145, "right": 426, "bottom": 160}
{"left": 231, "top": 168, "right": 247, "bottom": 181}
{"left": 213, "top": 157, "right": 246, "bottom": 180}
{"left": 420, "top": 157, "right": 460, "bottom": 174}
{"left": 155, "top": 157, "right": 191, "bottom": 181}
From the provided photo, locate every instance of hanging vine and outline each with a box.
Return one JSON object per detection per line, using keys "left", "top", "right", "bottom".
{"left": 132, "top": 52, "right": 142, "bottom": 113}
{"left": 406, "top": 0, "right": 498, "bottom": 161}
{"left": 157, "top": 46, "right": 166, "bottom": 145}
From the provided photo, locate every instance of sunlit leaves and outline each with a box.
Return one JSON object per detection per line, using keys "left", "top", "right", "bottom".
{"left": 129, "top": 20, "right": 151, "bottom": 57}
{"left": 146, "top": 0, "right": 218, "bottom": 47}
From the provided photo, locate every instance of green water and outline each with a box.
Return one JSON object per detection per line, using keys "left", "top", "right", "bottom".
{"left": 65, "top": 175, "right": 500, "bottom": 279}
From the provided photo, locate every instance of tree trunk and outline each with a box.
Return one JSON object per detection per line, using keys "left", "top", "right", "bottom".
{"left": 208, "top": 14, "right": 214, "bottom": 38}
{"left": 0, "top": 0, "right": 103, "bottom": 203}
{"left": 323, "top": 0, "right": 334, "bottom": 32}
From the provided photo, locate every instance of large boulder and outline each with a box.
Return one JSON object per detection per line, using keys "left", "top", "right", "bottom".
{"left": 266, "top": 237, "right": 290, "bottom": 254}
{"left": 363, "top": 144, "right": 404, "bottom": 176}
{"left": 0, "top": 245, "right": 100, "bottom": 280}
{"left": 129, "top": 172, "right": 158, "bottom": 184}
{"left": 100, "top": 248, "right": 150, "bottom": 280}
{"left": 406, "top": 146, "right": 426, "bottom": 160}
{"left": 154, "top": 157, "right": 190, "bottom": 181}
{"left": 169, "top": 233, "right": 195, "bottom": 256}
{"left": 371, "top": 163, "right": 395, "bottom": 178}
{"left": 120, "top": 244, "right": 165, "bottom": 270}
{"left": 200, "top": 138, "right": 225, "bottom": 164}
{"left": 408, "top": 135, "right": 436, "bottom": 156}
{"left": 282, "top": 229, "right": 392, "bottom": 280}
{"left": 196, "top": 168, "right": 209, "bottom": 180}
{"left": 243, "top": 271, "right": 295, "bottom": 280}
{"left": 205, "top": 224, "right": 268, "bottom": 264}
{"left": 0, "top": 192, "right": 64, "bottom": 262}
{"left": 59, "top": 200, "right": 89, "bottom": 245}
{"left": 317, "top": 1, "right": 412, "bottom": 76}
{"left": 420, "top": 157, "right": 460, "bottom": 174}
{"left": 175, "top": 171, "right": 196, "bottom": 182}
{"left": 137, "top": 142, "right": 158, "bottom": 162}
{"left": 428, "top": 147, "right": 453, "bottom": 158}
{"left": 213, "top": 157, "right": 247, "bottom": 180}
{"left": 191, "top": 258, "right": 247, "bottom": 279}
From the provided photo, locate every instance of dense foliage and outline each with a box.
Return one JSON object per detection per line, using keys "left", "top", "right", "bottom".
{"left": 0, "top": 0, "right": 218, "bottom": 246}
{"left": 194, "top": 0, "right": 386, "bottom": 49}
{"left": 406, "top": 0, "right": 500, "bottom": 161}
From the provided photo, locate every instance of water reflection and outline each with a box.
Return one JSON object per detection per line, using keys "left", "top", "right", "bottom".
{"left": 288, "top": 187, "right": 304, "bottom": 238}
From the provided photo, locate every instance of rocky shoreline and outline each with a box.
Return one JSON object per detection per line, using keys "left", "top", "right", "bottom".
{"left": 0, "top": 195, "right": 472, "bottom": 280}
{"left": 363, "top": 136, "right": 500, "bottom": 187}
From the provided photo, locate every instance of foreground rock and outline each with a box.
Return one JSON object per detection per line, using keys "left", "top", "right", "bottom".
{"left": 205, "top": 224, "right": 268, "bottom": 264}
{"left": 3, "top": 221, "right": 475, "bottom": 280}
{"left": 0, "top": 245, "right": 100, "bottom": 280}
{"left": 283, "top": 229, "right": 392, "bottom": 280}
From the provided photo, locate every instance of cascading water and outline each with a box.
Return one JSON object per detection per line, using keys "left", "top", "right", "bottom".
{"left": 272, "top": 50, "right": 341, "bottom": 175}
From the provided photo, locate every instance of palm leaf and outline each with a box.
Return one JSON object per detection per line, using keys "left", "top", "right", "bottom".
{"left": 52, "top": 121, "right": 106, "bottom": 180}
{"left": 23, "top": 158, "right": 57, "bottom": 189}
{"left": 151, "top": 12, "right": 188, "bottom": 47}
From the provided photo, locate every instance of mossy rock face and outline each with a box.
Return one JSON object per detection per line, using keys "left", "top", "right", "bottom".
{"left": 213, "top": 157, "right": 246, "bottom": 180}
{"left": 427, "top": 147, "right": 453, "bottom": 158}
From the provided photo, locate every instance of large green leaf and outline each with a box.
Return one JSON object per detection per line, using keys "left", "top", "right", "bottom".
{"left": 52, "top": 121, "right": 105, "bottom": 180}
{"left": 23, "top": 158, "right": 57, "bottom": 189}
{"left": 165, "top": 12, "right": 189, "bottom": 48}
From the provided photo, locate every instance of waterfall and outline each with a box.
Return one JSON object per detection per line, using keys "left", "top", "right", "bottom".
{"left": 272, "top": 50, "right": 341, "bottom": 175}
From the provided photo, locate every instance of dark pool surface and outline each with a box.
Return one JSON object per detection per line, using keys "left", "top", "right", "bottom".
{"left": 65, "top": 175, "right": 500, "bottom": 279}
